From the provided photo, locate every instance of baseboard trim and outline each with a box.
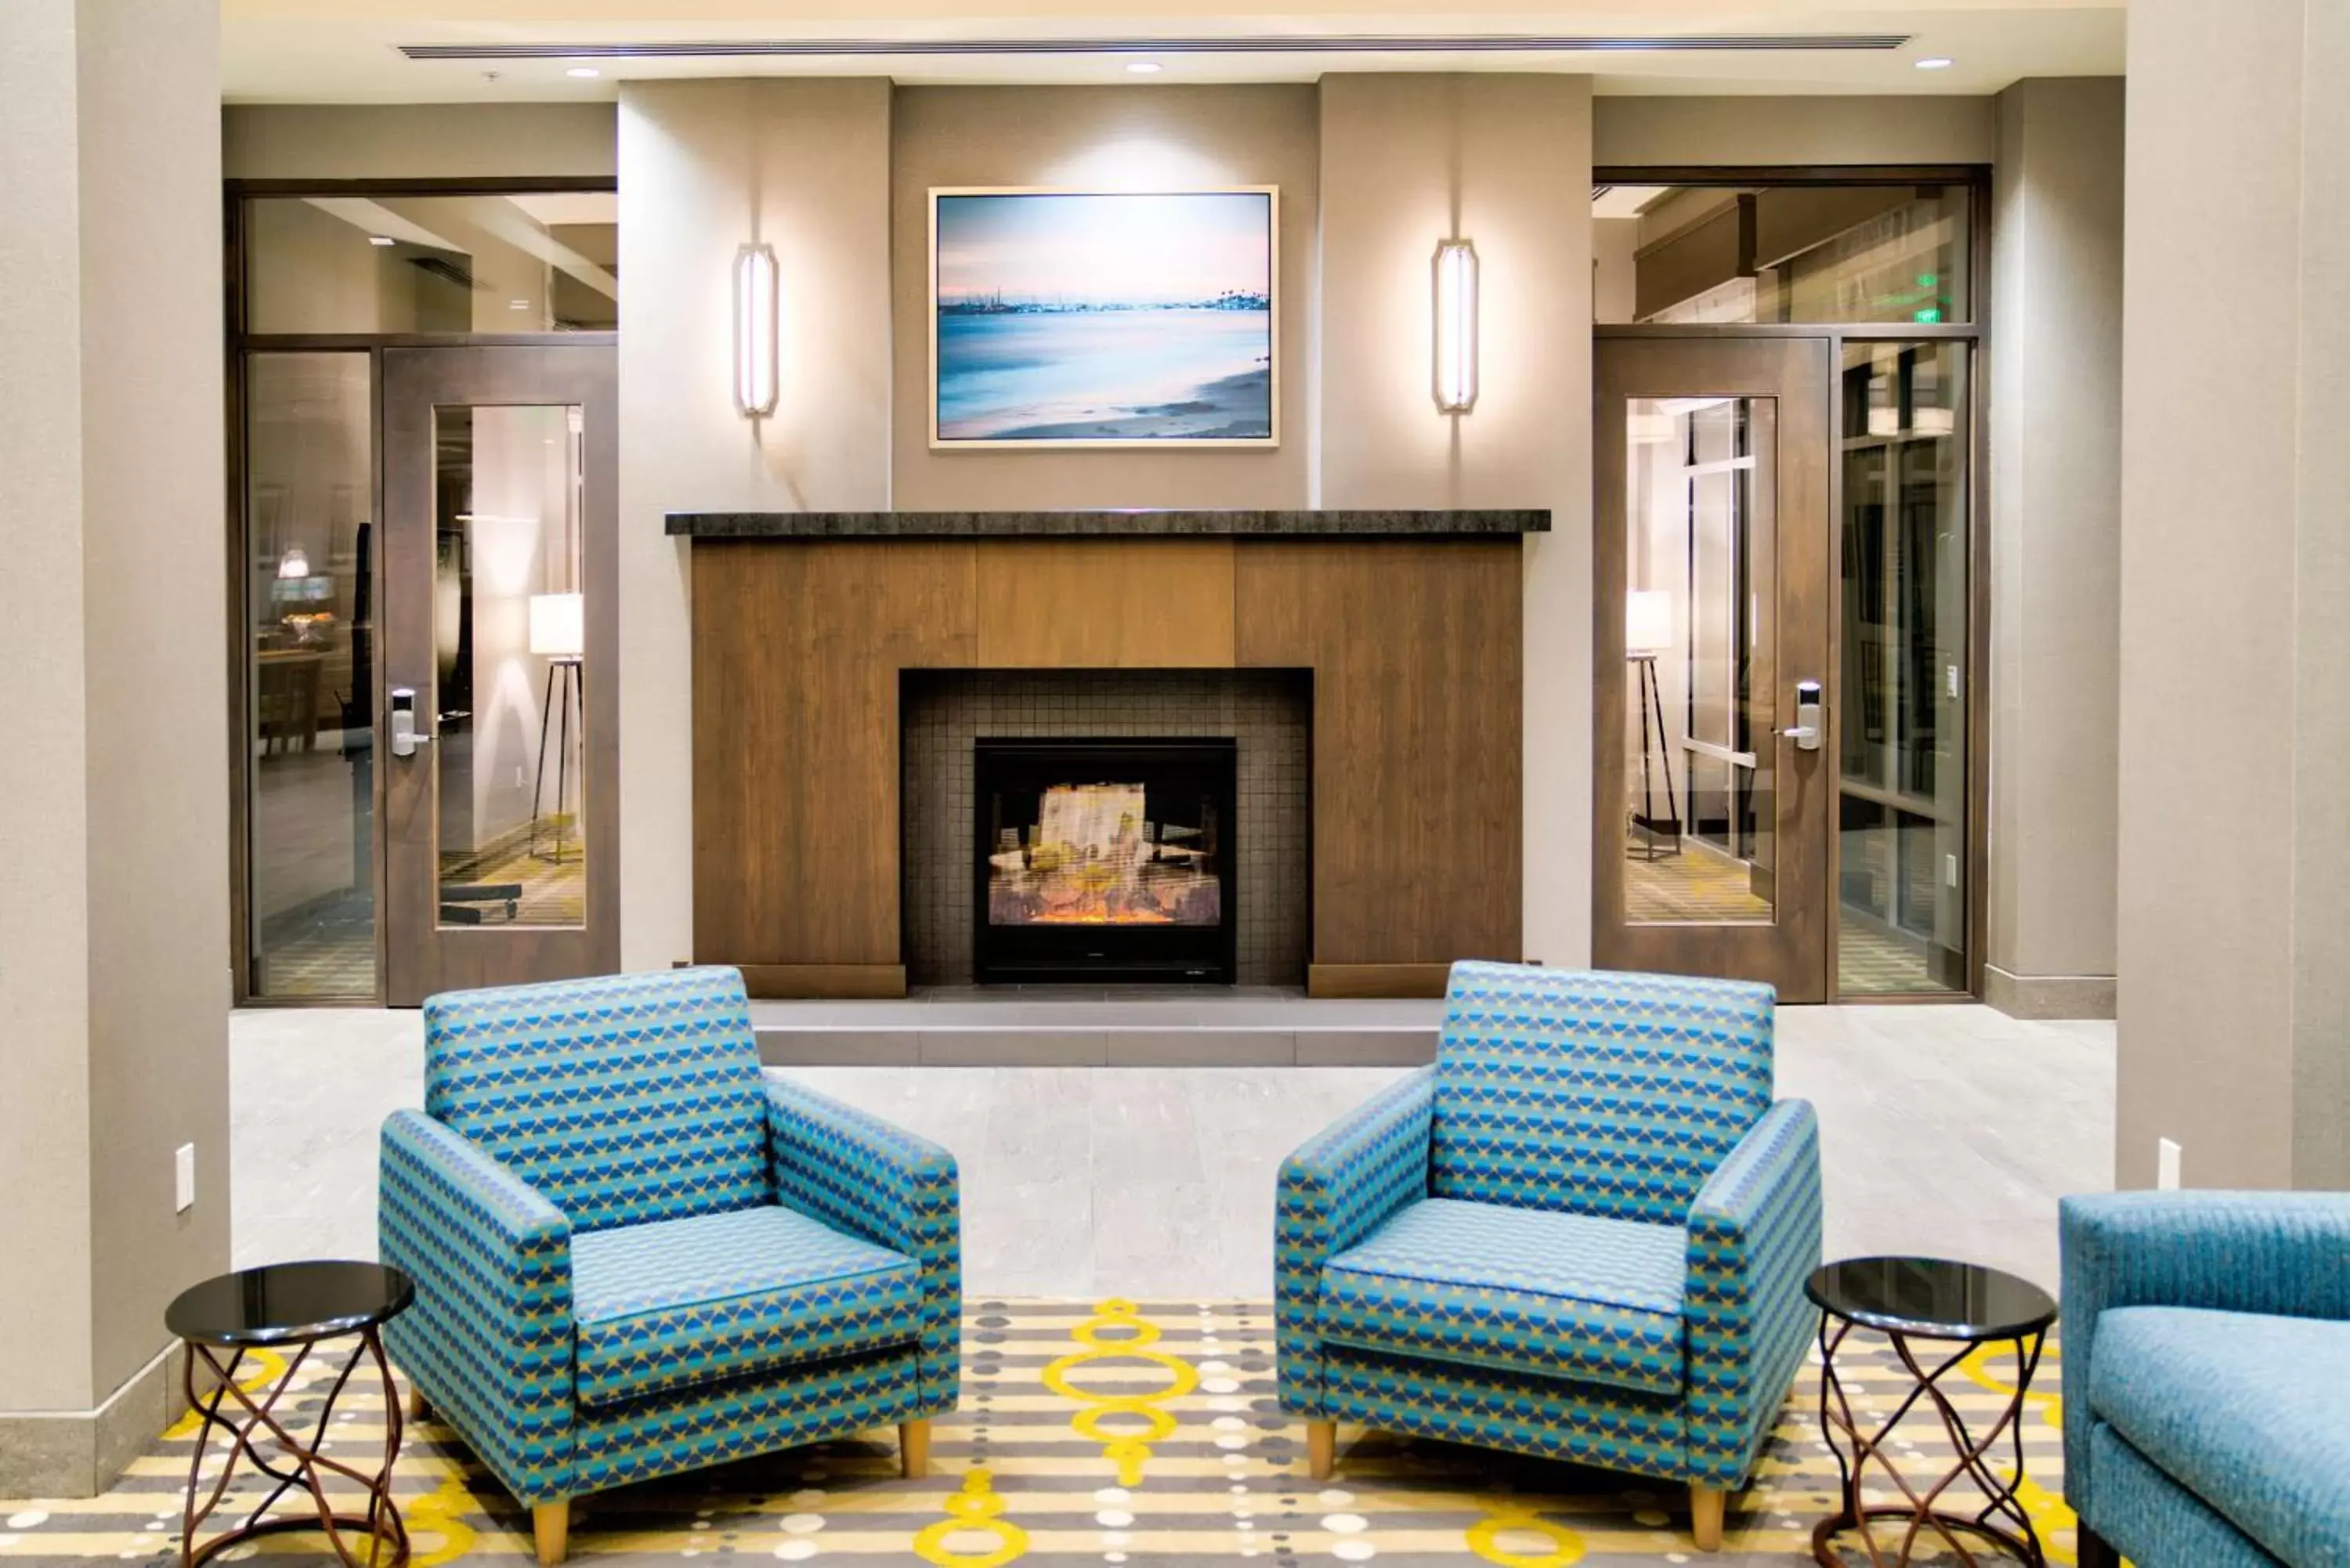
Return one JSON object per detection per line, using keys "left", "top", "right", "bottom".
{"left": 0, "top": 1339, "right": 190, "bottom": 1498}
{"left": 1983, "top": 964, "right": 2116, "bottom": 1021}
{"left": 1307, "top": 963, "right": 1451, "bottom": 999}
{"left": 733, "top": 963, "right": 909, "bottom": 999}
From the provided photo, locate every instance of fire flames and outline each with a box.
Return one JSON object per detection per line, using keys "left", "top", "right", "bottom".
{"left": 988, "top": 782, "right": 1219, "bottom": 929}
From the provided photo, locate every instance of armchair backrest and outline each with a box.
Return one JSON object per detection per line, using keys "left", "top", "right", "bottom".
{"left": 422, "top": 966, "right": 769, "bottom": 1233}
{"left": 1431, "top": 961, "right": 1775, "bottom": 1225}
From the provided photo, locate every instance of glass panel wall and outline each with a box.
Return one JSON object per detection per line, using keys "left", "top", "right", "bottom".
{"left": 432, "top": 403, "right": 588, "bottom": 928}
{"left": 244, "top": 193, "right": 618, "bottom": 334}
{"left": 244, "top": 352, "right": 377, "bottom": 997}
{"left": 1838, "top": 341, "right": 1970, "bottom": 994}
{"left": 1622, "top": 395, "right": 1778, "bottom": 927}
{"left": 1593, "top": 183, "right": 1972, "bottom": 327}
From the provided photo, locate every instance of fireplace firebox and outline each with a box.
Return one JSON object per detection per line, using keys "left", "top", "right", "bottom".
{"left": 973, "top": 739, "right": 1238, "bottom": 985}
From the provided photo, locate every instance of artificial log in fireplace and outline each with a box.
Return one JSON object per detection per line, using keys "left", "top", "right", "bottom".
{"left": 974, "top": 739, "right": 1238, "bottom": 984}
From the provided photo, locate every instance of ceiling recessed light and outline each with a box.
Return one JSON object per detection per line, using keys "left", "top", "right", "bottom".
{"left": 368, "top": 235, "right": 396, "bottom": 247}
{"left": 566, "top": 65, "right": 601, "bottom": 78}
{"left": 1915, "top": 56, "right": 1954, "bottom": 70}
{"left": 1126, "top": 60, "right": 1162, "bottom": 74}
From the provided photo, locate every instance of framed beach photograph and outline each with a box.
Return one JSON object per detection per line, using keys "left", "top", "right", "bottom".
{"left": 929, "top": 186, "right": 1280, "bottom": 449}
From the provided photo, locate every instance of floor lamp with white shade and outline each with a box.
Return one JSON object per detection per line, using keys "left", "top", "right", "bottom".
{"left": 1626, "top": 590, "right": 1682, "bottom": 860}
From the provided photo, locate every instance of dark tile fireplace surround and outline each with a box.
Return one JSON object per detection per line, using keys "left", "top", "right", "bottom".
{"left": 901, "top": 670, "right": 1311, "bottom": 987}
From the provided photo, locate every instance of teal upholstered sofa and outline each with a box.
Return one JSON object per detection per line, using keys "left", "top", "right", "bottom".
{"left": 2061, "top": 1191, "right": 2350, "bottom": 1567}
{"left": 379, "top": 966, "right": 960, "bottom": 1564}
{"left": 1275, "top": 961, "right": 1821, "bottom": 1552}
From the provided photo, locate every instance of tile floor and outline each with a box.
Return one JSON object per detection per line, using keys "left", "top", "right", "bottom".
{"left": 231, "top": 1001, "right": 2113, "bottom": 1301}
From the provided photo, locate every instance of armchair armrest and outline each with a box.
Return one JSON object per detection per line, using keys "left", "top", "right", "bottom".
{"left": 2060, "top": 1190, "right": 2350, "bottom": 1509}
{"left": 1274, "top": 1066, "right": 1437, "bottom": 1414}
{"left": 765, "top": 1078, "right": 962, "bottom": 1413}
{"left": 378, "top": 1109, "right": 576, "bottom": 1505}
{"left": 1683, "top": 1098, "right": 1823, "bottom": 1488}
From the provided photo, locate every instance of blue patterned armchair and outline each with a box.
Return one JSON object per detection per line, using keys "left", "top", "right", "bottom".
{"left": 379, "top": 967, "right": 959, "bottom": 1564}
{"left": 2061, "top": 1190, "right": 2350, "bottom": 1567}
{"left": 1275, "top": 961, "right": 1820, "bottom": 1552}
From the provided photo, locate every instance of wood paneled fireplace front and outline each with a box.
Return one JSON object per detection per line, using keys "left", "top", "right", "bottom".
{"left": 682, "top": 523, "right": 1530, "bottom": 999}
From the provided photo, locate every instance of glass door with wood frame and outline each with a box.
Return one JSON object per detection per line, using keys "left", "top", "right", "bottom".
{"left": 1594, "top": 334, "right": 1835, "bottom": 1002}
{"left": 380, "top": 343, "right": 618, "bottom": 1004}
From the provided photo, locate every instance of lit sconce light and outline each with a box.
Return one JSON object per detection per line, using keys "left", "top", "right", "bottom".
{"left": 735, "top": 242, "right": 779, "bottom": 417}
{"left": 1433, "top": 239, "right": 1479, "bottom": 414}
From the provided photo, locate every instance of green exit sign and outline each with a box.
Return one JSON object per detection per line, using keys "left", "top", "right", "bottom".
{"left": 1914, "top": 307, "right": 1943, "bottom": 324}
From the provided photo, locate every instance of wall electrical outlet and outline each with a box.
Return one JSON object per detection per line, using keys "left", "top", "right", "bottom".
{"left": 1944, "top": 853, "right": 1959, "bottom": 888}
{"left": 2157, "top": 1137, "right": 2182, "bottom": 1190}
{"left": 1946, "top": 663, "right": 1961, "bottom": 699}
{"left": 175, "top": 1143, "right": 197, "bottom": 1212}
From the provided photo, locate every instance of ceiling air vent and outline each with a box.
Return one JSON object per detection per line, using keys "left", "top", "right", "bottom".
{"left": 397, "top": 34, "right": 1911, "bottom": 62}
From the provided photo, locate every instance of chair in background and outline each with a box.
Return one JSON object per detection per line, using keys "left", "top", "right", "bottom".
{"left": 1275, "top": 959, "right": 1820, "bottom": 1552}
{"left": 379, "top": 966, "right": 960, "bottom": 1565}
{"left": 2060, "top": 1190, "right": 2350, "bottom": 1567}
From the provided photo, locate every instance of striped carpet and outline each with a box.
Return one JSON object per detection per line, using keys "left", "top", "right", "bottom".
{"left": 0, "top": 1300, "right": 2077, "bottom": 1566}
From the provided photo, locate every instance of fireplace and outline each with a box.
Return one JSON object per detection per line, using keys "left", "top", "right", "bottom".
{"left": 973, "top": 739, "right": 1238, "bottom": 985}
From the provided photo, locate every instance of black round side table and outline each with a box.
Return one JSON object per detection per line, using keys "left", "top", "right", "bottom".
{"left": 1806, "top": 1256, "right": 2059, "bottom": 1568}
{"left": 165, "top": 1262, "right": 416, "bottom": 1568}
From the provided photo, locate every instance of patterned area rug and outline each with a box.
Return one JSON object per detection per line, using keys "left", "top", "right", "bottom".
{"left": 0, "top": 1300, "right": 2080, "bottom": 1565}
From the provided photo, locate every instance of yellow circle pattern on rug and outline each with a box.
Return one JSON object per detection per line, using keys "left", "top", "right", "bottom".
{"left": 1466, "top": 1501, "right": 1587, "bottom": 1566}
{"left": 1041, "top": 1298, "right": 1200, "bottom": 1487}
{"left": 913, "top": 1469, "right": 1029, "bottom": 1567}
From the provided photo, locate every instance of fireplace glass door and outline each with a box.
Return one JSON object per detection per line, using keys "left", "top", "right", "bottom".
{"left": 974, "top": 739, "right": 1237, "bottom": 984}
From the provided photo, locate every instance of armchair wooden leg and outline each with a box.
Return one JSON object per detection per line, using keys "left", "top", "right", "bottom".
{"left": 404, "top": 1385, "right": 429, "bottom": 1422}
{"left": 899, "top": 1418, "right": 931, "bottom": 1479}
{"left": 533, "top": 1501, "right": 570, "bottom": 1566}
{"left": 1306, "top": 1419, "right": 1336, "bottom": 1480}
{"left": 1688, "top": 1485, "right": 1725, "bottom": 1552}
{"left": 2077, "top": 1526, "right": 2121, "bottom": 1568}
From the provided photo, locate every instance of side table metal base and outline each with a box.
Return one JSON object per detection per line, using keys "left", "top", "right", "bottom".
{"left": 180, "top": 1328, "right": 410, "bottom": 1568}
{"left": 1812, "top": 1313, "right": 2048, "bottom": 1568}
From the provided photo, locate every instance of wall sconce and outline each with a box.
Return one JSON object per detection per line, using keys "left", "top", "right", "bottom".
{"left": 734, "top": 242, "right": 778, "bottom": 417}
{"left": 1433, "top": 238, "right": 1480, "bottom": 414}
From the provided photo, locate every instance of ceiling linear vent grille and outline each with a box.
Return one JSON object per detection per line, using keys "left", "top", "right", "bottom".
{"left": 397, "top": 34, "right": 1913, "bottom": 63}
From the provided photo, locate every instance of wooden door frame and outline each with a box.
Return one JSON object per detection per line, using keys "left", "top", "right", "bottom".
{"left": 1593, "top": 332, "right": 1836, "bottom": 1003}
{"left": 224, "top": 175, "right": 620, "bottom": 1006}
{"left": 380, "top": 342, "right": 620, "bottom": 1004}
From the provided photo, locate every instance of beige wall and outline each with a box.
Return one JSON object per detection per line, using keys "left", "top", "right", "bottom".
{"left": 224, "top": 103, "right": 617, "bottom": 181}
{"left": 2117, "top": 0, "right": 2350, "bottom": 1189}
{"left": 616, "top": 78, "right": 895, "bottom": 970}
{"left": 1, "top": 0, "right": 230, "bottom": 1490}
{"left": 0, "top": 0, "right": 101, "bottom": 1419}
{"left": 1985, "top": 78, "right": 2124, "bottom": 1019}
{"left": 1593, "top": 94, "right": 1996, "bottom": 168}
{"left": 1318, "top": 74, "right": 1593, "bottom": 966}
{"left": 889, "top": 85, "right": 1318, "bottom": 509}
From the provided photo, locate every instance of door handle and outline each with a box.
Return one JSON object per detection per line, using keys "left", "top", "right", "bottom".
{"left": 390, "top": 687, "right": 433, "bottom": 758}
{"left": 1781, "top": 680, "right": 1824, "bottom": 752}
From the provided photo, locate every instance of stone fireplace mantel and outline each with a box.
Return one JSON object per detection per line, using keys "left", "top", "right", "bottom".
{"left": 667, "top": 508, "right": 1549, "bottom": 539}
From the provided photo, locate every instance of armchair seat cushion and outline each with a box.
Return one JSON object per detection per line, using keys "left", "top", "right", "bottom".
{"left": 1318, "top": 1198, "right": 1687, "bottom": 1396}
{"left": 571, "top": 1204, "right": 920, "bottom": 1408}
{"left": 2086, "top": 1306, "right": 2350, "bottom": 1567}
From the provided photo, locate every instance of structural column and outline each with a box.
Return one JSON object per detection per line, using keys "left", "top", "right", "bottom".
{"left": 1315, "top": 74, "right": 1594, "bottom": 968}
{"left": 1985, "top": 78, "right": 2124, "bottom": 1019}
{"left": 0, "top": 0, "right": 230, "bottom": 1492}
{"left": 2116, "top": 0, "right": 2350, "bottom": 1187}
